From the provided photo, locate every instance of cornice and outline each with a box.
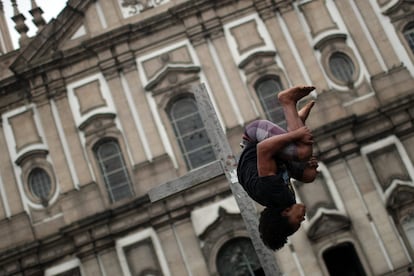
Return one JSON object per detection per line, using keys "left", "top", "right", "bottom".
{"left": 307, "top": 212, "right": 351, "bottom": 241}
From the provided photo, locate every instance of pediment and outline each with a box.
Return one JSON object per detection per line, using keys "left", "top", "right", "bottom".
{"left": 10, "top": 0, "right": 178, "bottom": 75}
{"left": 238, "top": 50, "right": 276, "bottom": 71}
{"left": 10, "top": 0, "right": 94, "bottom": 73}
{"left": 78, "top": 113, "right": 117, "bottom": 135}
{"left": 191, "top": 197, "right": 240, "bottom": 237}
{"left": 386, "top": 183, "right": 414, "bottom": 211}
{"left": 307, "top": 212, "right": 350, "bottom": 241}
{"left": 199, "top": 207, "right": 242, "bottom": 240}
{"left": 382, "top": 0, "right": 414, "bottom": 19}
{"left": 145, "top": 65, "right": 201, "bottom": 94}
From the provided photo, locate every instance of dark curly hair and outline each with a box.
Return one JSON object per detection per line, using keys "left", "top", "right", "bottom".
{"left": 258, "top": 207, "right": 296, "bottom": 251}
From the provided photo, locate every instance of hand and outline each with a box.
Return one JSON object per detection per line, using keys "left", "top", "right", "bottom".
{"left": 296, "top": 126, "right": 313, "bottom": 145}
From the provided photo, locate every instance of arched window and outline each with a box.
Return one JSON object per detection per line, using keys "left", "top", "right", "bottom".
{"left": 255, "top": 77, "right": 286, "bottom": 130}
{"left": 28, "top": 168, "right": 52, "bottom": 200}
{"left": 216, "top": 237, "right": 263, "bottom": 276}
{"left": 95, "top": 140, "right": 133, "bottom": 202}
{"left": 169, "top": 96, "right": 215, "bottom": 170}
{"left": 403, "top": 22, "right": 414, "bottom": 53}
{"left": 323, "top": 242, "right": 366, "bottom": 276}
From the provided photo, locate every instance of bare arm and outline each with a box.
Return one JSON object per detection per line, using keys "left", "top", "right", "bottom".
{"left": 257, "top": 126, "right": 313, "bottom": 177}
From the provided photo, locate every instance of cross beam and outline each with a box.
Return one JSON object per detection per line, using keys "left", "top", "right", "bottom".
{"left": 148, "top": 160, "right": 223, "bottom": 202}
{"left": 148, "top": 83, "right": 282, "bottom": 275}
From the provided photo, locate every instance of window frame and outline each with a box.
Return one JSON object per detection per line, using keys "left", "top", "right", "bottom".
{"left": 45, "top": 258, "right": 83, "bottom": 276}
{"left": 361, "top": 135, "right": 414, "bottom": 203}
{"left": 94, "top": 139, "right": 134, "bottom": 203}
{"left": 328, "top": 52, "right": 356, "bottom": 85}
{"left": 168, "top": 95, "right": 216, "bottom": 170}
{"left": 254, "top": 76, "right": 287, "bottom": 130}
{"left": 116, "top": 228, "right": 171, "bottom": 276}
{"left": 401, "top": 211, "right": 414, "bottom": 254}
{"left": 28, "top": 167, "right": 52, "bottom": 202}
{"left": 20, "top": 155, "right": 58, "bottom": 209}
{"left": 316, "top": 35, "right": 361, "bottom": 89}
{"left": 322, "top": 241, "right": 367, "bottom": 276}
{"left": 403, "top": 22, "right": 414, "bottom": 54}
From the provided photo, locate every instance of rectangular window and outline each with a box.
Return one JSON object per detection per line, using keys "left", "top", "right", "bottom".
{"left": 116, "top": 228, "right": 171, "bottom": 276}
{"left": 361, "top": 135, "right": 414, "bottom": 200}
{"left": 45, "top": 259, "right": 83, "bottom": 276}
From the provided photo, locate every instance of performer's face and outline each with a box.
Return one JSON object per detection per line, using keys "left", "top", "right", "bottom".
{"left": 282, "top": 203, "right": 306, "bottom": 231}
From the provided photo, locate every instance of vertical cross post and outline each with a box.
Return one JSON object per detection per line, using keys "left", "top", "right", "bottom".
{"left": 192, "top": 83, "right": 282, "bottom": 276}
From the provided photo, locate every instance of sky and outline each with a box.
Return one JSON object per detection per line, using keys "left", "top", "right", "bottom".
{"left": 3, "top": 0, "right": 67, "bottom": 49}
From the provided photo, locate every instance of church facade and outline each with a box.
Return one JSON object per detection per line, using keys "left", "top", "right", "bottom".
{"left": 0, "top": 0, "right": 414, "bottom": 275}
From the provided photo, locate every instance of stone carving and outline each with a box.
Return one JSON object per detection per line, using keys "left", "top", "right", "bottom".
{"left": 120, "top": 0, "right": 166, "bottom": 16}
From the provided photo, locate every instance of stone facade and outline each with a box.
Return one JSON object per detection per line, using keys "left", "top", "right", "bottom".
{"left": 0, "top": 0, "right": 413, "bottom": 275}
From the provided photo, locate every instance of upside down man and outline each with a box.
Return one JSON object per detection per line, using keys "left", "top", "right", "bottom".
{"left": 237, "top": 85, "right": 319, "bottom": 250}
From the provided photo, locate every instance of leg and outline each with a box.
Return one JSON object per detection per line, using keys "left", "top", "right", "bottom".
{"left": 299, "top": 100, "right": 315, "bottom": 123}
{"left": 242, "top": 99, "right": 315, "bottom": 144}
{"left": 243, "top": 120, "right": 300, "bottom": 161}
{"left": 257, "top": 126, "right": 311, "bottom": 176}
{"left": 278, "top": 85, "right": 314, "bottom": 131}
{"left": 278, "top": 85, "right": 315, "bottom": 160}
{"left": 244, "top": 120, "right": 286, "bottom": 143}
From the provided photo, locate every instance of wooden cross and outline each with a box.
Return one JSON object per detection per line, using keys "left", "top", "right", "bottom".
{"left": 149, "top": 83, "right": 282, "bottom": 275}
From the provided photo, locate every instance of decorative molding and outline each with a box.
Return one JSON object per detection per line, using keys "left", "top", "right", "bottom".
{"left": 313, "top": 32, "right": 347, "bottom": 50}
{"left": 78, "top": 113, "right": 117, "bottom": 133}
{"left": 15, "top": 148, "right": 48, "bottom": 166}
{"left": 67, "top": 73, "right": 116, "bottom": 128}
{"left": 44, "top": 258, "right": 82, "bottom": 276}
{"left": 116, "top": 228, "right": 171, "bottom": 276}
{"left": 191, "top": 196, "right": 240, "bottom": 237}
{"left": 361, "top": 135, "right": 414, "bottom": 203}
{"left": 144, "top": 65, "right": 201, "bottom": 92}
{"left": 307, "top": 212, "right": 351, "bottom": 241}
{"left": 118, "top": 0, "right": 170, "bottom": 18}
{"left": 387, "top": 183, "right": 414, "bottom": 211}
{"left": 238, "top": 50, "right": 276, "bottom": 69}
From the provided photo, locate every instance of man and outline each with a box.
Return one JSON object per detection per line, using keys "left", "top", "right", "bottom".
{"left": 237, "top": 85, "right": 319, "bottom": 250}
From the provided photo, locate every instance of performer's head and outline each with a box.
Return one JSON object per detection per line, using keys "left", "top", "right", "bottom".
{"left": 259, "top": 203, "right": 306, "bottom": 250}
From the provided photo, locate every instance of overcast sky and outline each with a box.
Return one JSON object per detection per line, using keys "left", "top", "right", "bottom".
{"left": 3, "top": 0, "right": 67, "bottom": 49}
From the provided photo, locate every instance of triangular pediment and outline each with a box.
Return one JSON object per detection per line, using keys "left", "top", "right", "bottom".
{"left": 9, "top": 0, "right": 187, "bottom": 76}
{"left": 11, "top": 0, "right": 94, "bottom": 73}
{"left": 307, "top": 212, "right": 350, "bottom": 241}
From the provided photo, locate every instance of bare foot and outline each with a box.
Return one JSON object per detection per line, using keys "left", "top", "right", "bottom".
{"left": 278, "top": 85, "right": 315, "bottom": 105}
{"left": 299, "top": 100, "right": 315, "bottom": 123}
